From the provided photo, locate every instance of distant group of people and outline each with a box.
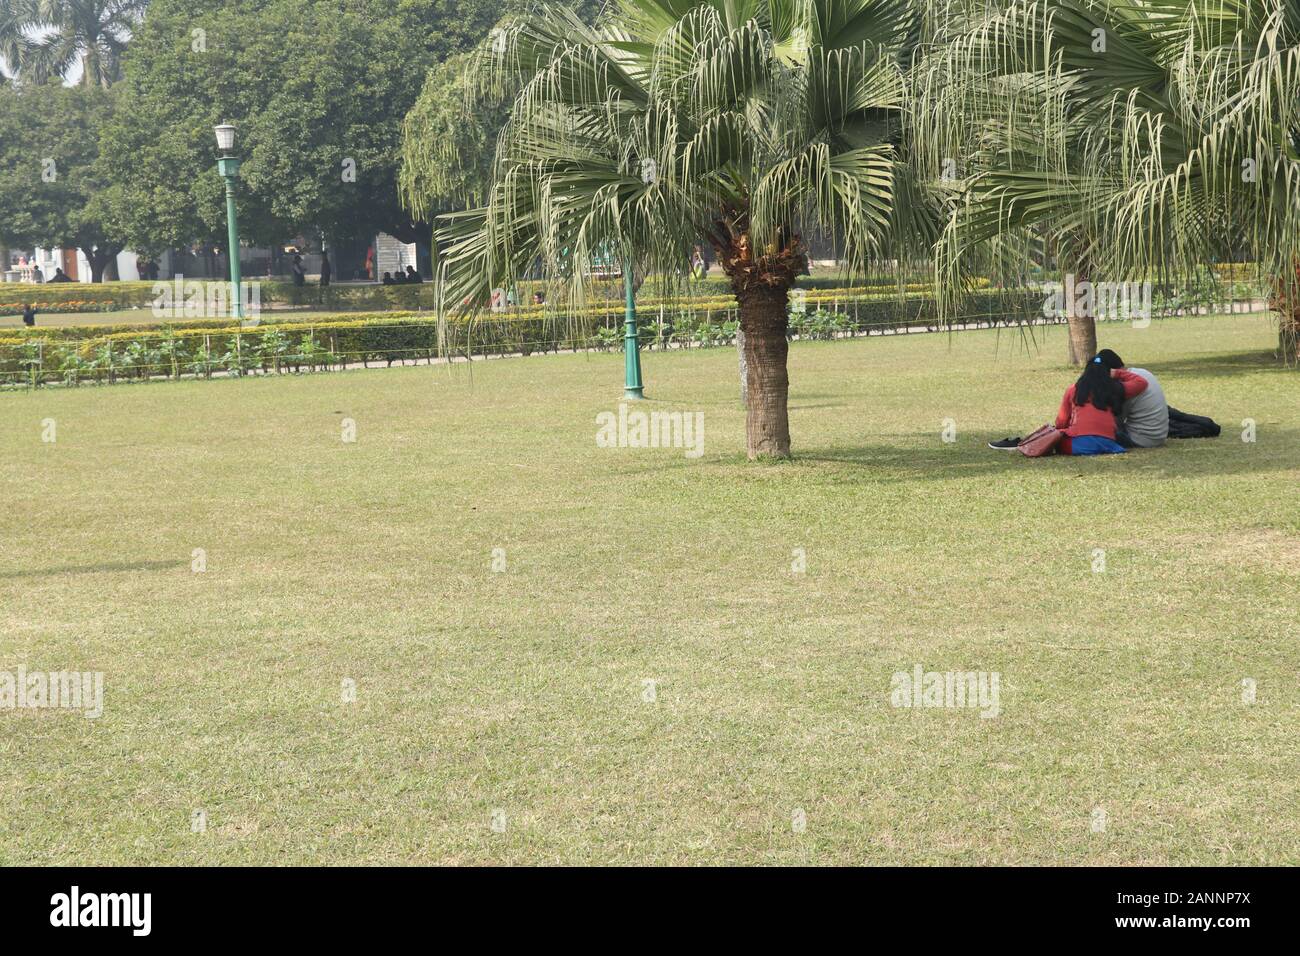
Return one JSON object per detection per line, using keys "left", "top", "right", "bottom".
{"left": 381, "top": 265, "right": 423, "bottom": 285}
{"left": 990, "top": 348, "right": 1219, "bottom": 455}
{"left": 21, "top": 266, "right": 73, "bottom": 284}
{"left": 283, "top": 252, "right": 425, "bottom": 287}
{"left": 290, "top": 252, "right": 332, "bottom": 288}
{"left": 6, "top": 262, "right": 65, "bottom": 326}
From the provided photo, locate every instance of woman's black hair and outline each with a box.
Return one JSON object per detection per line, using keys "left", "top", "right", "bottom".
{"left": 1073, "top": 356, "right": 1125, "bottom": 413}
{"left": 1096, "top": 348, "right": 1124, "bottom": 369}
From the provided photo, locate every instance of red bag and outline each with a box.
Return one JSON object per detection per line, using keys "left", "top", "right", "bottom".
{"left": 1018, "top": 424, "right": 1064, "bottom": 457}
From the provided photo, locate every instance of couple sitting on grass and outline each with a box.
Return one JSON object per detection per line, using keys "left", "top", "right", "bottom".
{"left": 990, "top": 349, "right": 1193, "bottom": 455}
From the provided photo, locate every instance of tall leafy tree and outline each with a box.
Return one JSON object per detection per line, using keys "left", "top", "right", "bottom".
{"left": 99, "top": 0, "right": 504, "bottom": 255}
{"left": 400, "top": 51, "right": 505, "bottom": 218}
{"left": 0, "top": 0, "right": 148, "bottom": 87}
{"left": 0, "top": 81, "right": 125, "bottom": 280}
{"left": 433, "top": 0, "right": 939, "bottom": 459}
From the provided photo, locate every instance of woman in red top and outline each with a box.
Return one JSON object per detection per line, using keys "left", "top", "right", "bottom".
{"left": 1053, "top": 355, "right": 1149, "bottom": 455}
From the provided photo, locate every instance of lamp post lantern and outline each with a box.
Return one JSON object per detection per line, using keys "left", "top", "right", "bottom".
{"left": 622, "top": 258, "right": 644, "bottom": 399}
{"left": 214, "top": 123, "right": 244, "bottom": 320}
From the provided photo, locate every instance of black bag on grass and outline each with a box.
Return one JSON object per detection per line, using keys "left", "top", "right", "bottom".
{"left": 1167, "top": 406, "right": 1221, "bottom": 439}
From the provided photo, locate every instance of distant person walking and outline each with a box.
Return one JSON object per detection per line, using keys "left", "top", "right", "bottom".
{"left": 319, "top": 251, "right": 332, "bottom": 287}
{"left": 31, "top": 266, "right": 44, "bottom": 283}
{"left": 22, "top": 304, "right": 36, "bottom": 327}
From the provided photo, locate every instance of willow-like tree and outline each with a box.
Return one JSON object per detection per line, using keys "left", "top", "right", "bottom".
{"left": 429, "top": 0, "right": 937, "bottom": 459}
{"left": 915, "top": 0, "right": 1300, "bottom": 364}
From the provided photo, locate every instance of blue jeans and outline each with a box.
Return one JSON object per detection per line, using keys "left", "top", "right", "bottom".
{"left": 1065, "top": 435, "right": 1127, "bottom": 455}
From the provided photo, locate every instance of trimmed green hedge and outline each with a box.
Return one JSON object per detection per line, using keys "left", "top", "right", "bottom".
{"left": 23, "top": 284, "right": 1261, "bottom": 386}
{"left": 0, "top": 280, "right": 441, "bottom": 316}
{"left": 0, "top": 288, "right": 1047, "bottom": 386}
{"left": 0, "top": 271, "right": 988, "bottom": 317}
{"left": 1, "top": 266, "right": 1261, "bottom": 319}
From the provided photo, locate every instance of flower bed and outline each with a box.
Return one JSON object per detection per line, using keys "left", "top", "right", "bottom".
{"left": 0, "top": 298, "right": 124, "bottom": 316}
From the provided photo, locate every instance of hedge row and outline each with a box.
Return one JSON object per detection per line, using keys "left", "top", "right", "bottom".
{"left": 0, "top": 272, "right": 997, "bottom": 317}
{"left": 5, "top": 284, "right": 1263, "bottom": 388}
{"left": 0, "top": 264, "right": 1261, "bottom": 317}
{"left": 0, "top": 280, "right": 437, "bottom": 315}
{"left": 0, "top": 282, "right": 999, "bottom": 345}
{"left": 0, "top": 289, "right": 1048, "bottom": 386}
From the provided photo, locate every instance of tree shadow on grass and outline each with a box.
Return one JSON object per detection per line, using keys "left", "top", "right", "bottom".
{"left": 0, "top": 559, "right": 186, "bottom": 580}
{"left": 1142, "top": 348, "right": 1284, "bottom": 379}
{"left": 796, "top": 428, "right": 1300, "bottom": 482}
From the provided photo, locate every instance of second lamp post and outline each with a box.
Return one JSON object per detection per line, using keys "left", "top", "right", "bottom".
{"left": 214, "top": 123, "right": 244, "bottom": 321}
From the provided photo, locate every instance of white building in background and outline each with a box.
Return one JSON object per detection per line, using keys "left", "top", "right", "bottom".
{"left": 374, "top": 233, "right": 417, "bottom": 279}
{"left": 2, "top": 247, "right": 142, "bottom": 283}
{"left": 5, "top": 233, "right": 420, "bottom": 284}
{"left": 43, "top": 247, "right": 142, "bottom": 282}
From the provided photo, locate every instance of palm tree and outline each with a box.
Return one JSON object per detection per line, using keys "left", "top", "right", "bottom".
{"left": 0, "top": 0, "right": 148, "bottom": 88}
{"left": 1100, "top": 0, "right": 1300, "bottom": 360}
{"left": 430, "top": 0, "right": 939, "bottom": 459}
{"left": 1, "top": 6, "right": 24, "bottom": 80}
{"left": 915, "top": 0, "right": 1300, "bottom": 363}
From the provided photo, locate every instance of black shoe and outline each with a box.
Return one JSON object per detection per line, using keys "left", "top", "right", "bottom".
{"left": 987, "top": 437, "right": 1021, "bottom": 450}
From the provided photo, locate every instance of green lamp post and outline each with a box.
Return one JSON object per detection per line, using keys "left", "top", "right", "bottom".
{"left": 214, "top": 123, "right": 244, "bottom": 321}
{"left": 622, "top": 258, "right": 644, "bottom": 399}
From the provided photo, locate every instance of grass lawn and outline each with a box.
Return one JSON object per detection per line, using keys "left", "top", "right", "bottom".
{"left": 1, "top": 312, "right": 1296, "bottom": 865}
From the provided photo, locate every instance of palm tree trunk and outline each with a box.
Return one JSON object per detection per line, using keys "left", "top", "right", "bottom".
{"left": 1066, "top": 314, "right": 1095, "bottom": 364}
{"left": 736, "top": 283, "right": 791, "bottom": 459}
{"left": 1065, "top": 267, "right": 1096, "bottom": 366}
{"left": 716, "top": 225, "right": 804, "bottom": 459}
{"left": 1274, "top": 262, "right": 1300, "bottom": 363}
{"left": 1280, "top": 313, "right": 1298, "bottom": 360}
{"left": 735, "top": 327, "right": 748, "bottom": 407}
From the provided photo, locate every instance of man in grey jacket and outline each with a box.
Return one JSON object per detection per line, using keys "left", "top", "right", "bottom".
{"left": 1097, "top": 349, "right": 1166, "bottom": 447}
